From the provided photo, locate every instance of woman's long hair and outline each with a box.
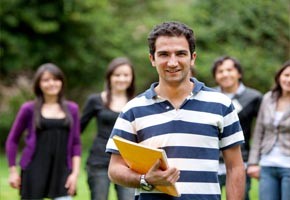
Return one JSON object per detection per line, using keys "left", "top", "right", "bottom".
{"left": 104, "top": 57, "right": 136, "bottom": 108}
{"left": 33, "top": 63, "right": 72, "bottom": 129}
{"left": 271, "top": 60, "right": 290, "bottom": 101}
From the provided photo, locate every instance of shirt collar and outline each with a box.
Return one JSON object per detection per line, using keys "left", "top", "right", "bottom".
{"left": 145, "top": 77, "right": 205, "bottom": 99}
{"left": 216, "top": 83, "right": 245, "bottom": 98}
{"left": 235, "top": 83, "right": 246, "bottom": 96}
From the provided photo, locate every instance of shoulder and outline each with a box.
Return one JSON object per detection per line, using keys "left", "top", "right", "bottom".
{"left": 86, "top": 93, "right": 102, "bottom": 103}
{"left": 256, "top": 91, "right": 273, "bottom": 108}
{"left": 256, "top": 91, "right": 274, "bottom": 112}
{"left": 123, "top": 91, "right": 153, "bottom": 112}
{"left": 243, "top": 87, "right": 263, "bottom": 98}
{"left": 20, "top": 101, "right": 35, "bottom": 111}
{"left": 193, "top": 78, "right": 229, "bottom": 100}
{"left": 262, "top": 91, "right": 273, "bottom": 101}
{"left": 13, "top": 101, "right": 35, "bottom": 119}
{"left": 191, "top": 78, "right": 232, "bottom": 106}
{"left": 66, "top": 100, "right": 79, "bottom": 111}
{"left": 197, "top": 87, "right": 233, "bottom": 107}
{"left": 88, "top": 93, "right": 101, "bottom": 99}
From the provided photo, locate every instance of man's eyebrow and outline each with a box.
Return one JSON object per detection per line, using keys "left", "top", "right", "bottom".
{"left": 156, "top": 50, "right": 189, "bottom": 54}
{"left": 156, "top": 50, "right": 168, "bottom": 54}
{"left": 176, "top": 50, "right": 189, "bottom": 54}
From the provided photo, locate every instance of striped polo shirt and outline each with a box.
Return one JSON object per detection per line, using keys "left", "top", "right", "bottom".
{"left": 106, "top": 78, "right": 244, "bottom": 200}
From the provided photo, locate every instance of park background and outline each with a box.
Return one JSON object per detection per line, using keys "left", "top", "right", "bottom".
{"left": 0, "top": 0, "right": 289, "bottom": 199}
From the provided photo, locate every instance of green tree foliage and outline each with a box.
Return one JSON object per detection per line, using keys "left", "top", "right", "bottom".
{"left": 3, "top": 0, "right": 120, "bottom": 89}
{"left": 0, "top": 0, "right": 289, "bottom": 149}
{"left": 190, "top": 0, "right": 290, "bottom": 91}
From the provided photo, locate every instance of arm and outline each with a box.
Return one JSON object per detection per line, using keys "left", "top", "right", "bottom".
{"left": 247, "top": 96, "right": 266, "bottom": 179}
{"left": 248, "top": 96, "right": 265, "bottom": 165}
{"left": 223, "top": 145, "right": 245, "bottom": 200}
{"left": 247, "top": 123, "right": 263, "bottom": 179}
{"left": 6, "top": 104, "right": 30, "bottom": 189}
{"left": 108, "top": 154, "right": 140, "bottom": 187}
{"left": 80, "top": 94, "right": 99, "bottom": 133}
{"left": 108, "top": 154, "right": 180, "bottom": 188}
{"left": 246, "top": 112, "right": 263, "bottom": 179}
{"left": 6, "top": 104, "right": 30, "bottom": 167}
{"left": 65, "top": 156, "right": 81, "bottom": 195}
{"left": 65, "top": 102, "right": 82, "bottom": 195}
{"left": 72, "top": 104, "right": 82, "bottom": 156}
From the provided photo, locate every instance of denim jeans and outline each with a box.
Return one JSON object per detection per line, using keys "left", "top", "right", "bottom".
{"left": 259, "top": 166, "right": 290, "bottom": 200}
{"left": 86, "top": 165, "right": 135, "bottom": 200}
{"left": 218, "top": 171, "right": 251, "bottom": 200}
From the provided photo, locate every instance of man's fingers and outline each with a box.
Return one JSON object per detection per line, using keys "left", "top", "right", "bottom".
{"left": 151, "top": 159, "right": 161, "bottom": 171}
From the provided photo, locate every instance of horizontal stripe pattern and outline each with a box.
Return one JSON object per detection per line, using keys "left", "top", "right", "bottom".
{"left": 138, "top": 122, "right": 218, "bottom": 139}
{"left": 177, "top": 182, "right": 220, "bottom": 194}
{"left": 167, "top": 158, "right": 219, "bottom": 172}
{"left": 141, "top": 133, "right": 219, "bottom": 149}
{"left": 135, "top": 181, "right": 220, "bottom": 194}
{"left": 106, "top": 78, "right": 244, "bottom": 200}
{"left": 135, "top": 193, "right": 221, "bottom": 200}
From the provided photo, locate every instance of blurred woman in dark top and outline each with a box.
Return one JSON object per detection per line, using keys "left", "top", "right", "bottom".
{"left": 81, "top": 57, "right": 135, "bottom": 200}
{"left": 6, "top": 63, "right": 81, "bottom": 200}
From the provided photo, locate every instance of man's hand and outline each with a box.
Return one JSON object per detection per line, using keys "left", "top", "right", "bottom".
{"left": 144, "top": 160, "right": 180, "bottom": 186}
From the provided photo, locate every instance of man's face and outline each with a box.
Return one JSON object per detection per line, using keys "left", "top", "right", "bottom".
{"left": 214, "top": 59, "right": 241, "bottom": 91}
{"left": 149, "top": 36, "right": 196, "bottom": 86}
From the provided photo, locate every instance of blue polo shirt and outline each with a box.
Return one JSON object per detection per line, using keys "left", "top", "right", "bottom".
{"left": 106, "top": 78, "right": 244, "bottom": 200}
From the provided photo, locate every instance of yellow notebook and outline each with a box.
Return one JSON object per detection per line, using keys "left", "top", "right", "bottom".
{"left": 112, "top": 135, "right": 180, "bottom": 197}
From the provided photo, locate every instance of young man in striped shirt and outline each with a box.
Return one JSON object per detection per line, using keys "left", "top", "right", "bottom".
{"left": 106, "top": 21, "right": 245, "bottom": 200}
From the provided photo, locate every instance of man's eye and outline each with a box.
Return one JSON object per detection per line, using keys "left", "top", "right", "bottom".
{"left": 158, "top": 53, "right": 168, "bottom": 57}
{"left": 177, "top": 52, "right": 187, "bottom": 56}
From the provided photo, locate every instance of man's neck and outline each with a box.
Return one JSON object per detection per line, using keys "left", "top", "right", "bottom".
{"left": 155, "top": 81, "right": 194, "bottom": 109}
{"left": 221, "top": 82, "right": 240, "bottom": 94}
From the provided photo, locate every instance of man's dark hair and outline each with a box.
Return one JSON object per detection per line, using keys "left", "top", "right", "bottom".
{"left": 211, "top": 56, "right": 243, "bottom": 82}
{"left": 147, "top": 21, "right": 195, "bottom": 59}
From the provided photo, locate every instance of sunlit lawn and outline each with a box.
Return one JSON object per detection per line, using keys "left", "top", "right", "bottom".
{"left": 221, "top": 178, "right": 259, "bottom": 199}
{"left": 0, "top": 150, "right": 258, "bottom": 200}
{"left": 0, "top": 120, "right": 258, "bottom": 200}
{"left": 0, "top": 151, "right": 117, "bottom": 200}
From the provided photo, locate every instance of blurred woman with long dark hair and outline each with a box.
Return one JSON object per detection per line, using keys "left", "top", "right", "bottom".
{"left": 247, "top": 60, "right": 290, "bottom": 200}
{"left": 6, "top": 63, "right": 81, "bottom": 200}
{"left": 81, "top": 57, "right": 135, "bottom": 200}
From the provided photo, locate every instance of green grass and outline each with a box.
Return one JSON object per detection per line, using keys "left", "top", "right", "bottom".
{"left": 0, "top": 151, "right": 118, "bottom": 200}
{"left": 0, "top": 121, "right": 118, "bottom": 200}
{"left": 0, "top": 120, "right": 258, "bottom": 199}
{"left": 221, "top": 178, "right": 259, "bottom": 199}
{"left": 0, "top": 151, "right": 259, "bottom": 200}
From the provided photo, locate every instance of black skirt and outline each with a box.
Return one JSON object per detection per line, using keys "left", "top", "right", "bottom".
{"left": 21, "top": 117, "right": 71, "bottom": 199}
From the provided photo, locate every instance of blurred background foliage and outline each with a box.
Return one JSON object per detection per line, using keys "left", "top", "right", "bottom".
{"left": 0, "top": 0, "right": 289, "bottom": 150}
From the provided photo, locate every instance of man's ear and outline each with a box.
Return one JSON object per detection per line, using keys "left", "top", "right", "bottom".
{"left": 149, "top": 54, "right": 156, "bottom": 67}
{"left": 190, "top": 52, "right": 197, "bottom": 66}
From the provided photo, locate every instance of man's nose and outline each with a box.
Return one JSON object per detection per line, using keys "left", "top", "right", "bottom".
{"left": 168, "top": 55, "right": 178, "bottom": 66}
{"left": 221, "top": 70, "right": 230, "bottom": 76}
